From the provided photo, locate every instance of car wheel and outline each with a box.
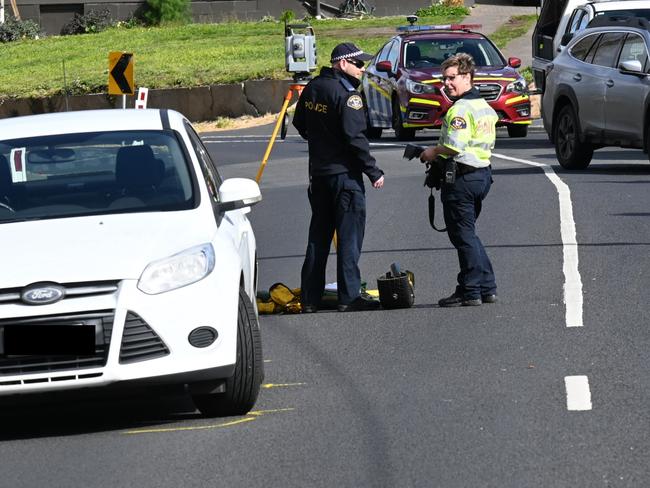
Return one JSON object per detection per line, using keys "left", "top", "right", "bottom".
{"left": 507, "top": 124, "right": 528, "bottom": 138}
{"left": 553, "top": 104, "right": 593, "bottom": 169}
{"left": 192, "top": 287, "right": 264, "bottom": 417}
{"left": 392, "top": 98, "right": 416, "bottom": 141}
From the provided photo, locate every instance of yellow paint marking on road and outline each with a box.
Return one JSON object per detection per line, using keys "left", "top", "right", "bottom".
{"left": 262, "top": 382, "right": 306, "bottom": 389}
{"left": 123, "top": 408, "right": 295, "bottom": 435}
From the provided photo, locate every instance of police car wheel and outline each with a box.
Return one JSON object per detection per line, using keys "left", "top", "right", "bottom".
{"left": 553, "top": 104, "right": 593, "bottom": 169}
{"left": 280, "top": 113, "right": 288, "bottom": 140}
{"left": 507, "top": 125, "right": 528, "bottom": 138}
{"left": 392, "top": 99, "right": 415, "bottom": 141}
{"left": 192, "top": 287, "right": 264, "bottom": 417}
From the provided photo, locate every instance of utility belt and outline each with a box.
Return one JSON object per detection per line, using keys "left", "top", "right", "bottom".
{"left": 456, "top": 162, "right": 490, "bottom": 176}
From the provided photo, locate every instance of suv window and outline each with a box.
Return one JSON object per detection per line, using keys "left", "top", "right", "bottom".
{"left": 619, "top": 33, "right": 649, "bottom": 71}
{"left": 570, "top": 33, "right": 600, "bottom": 61}
{"left": 567, "top": 9, "right": 589, "bottom": 36}
{"left": 591, "top": 32, "right": 625, "bottom": 67}
{"left": 386, "top": 41, "right": 400, "bottom": 69}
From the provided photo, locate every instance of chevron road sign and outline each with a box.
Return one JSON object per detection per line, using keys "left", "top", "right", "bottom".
{"left": 108, "top": 52, "right": 134, "bottom": 96}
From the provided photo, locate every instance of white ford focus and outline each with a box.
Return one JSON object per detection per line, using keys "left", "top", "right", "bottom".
{"left": 0, "top": 109, "right": 263, "bottom": 417}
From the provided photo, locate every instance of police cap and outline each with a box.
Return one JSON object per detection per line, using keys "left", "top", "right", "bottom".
{"left": 330, "top": 42, "right": 373, "bottom": 64}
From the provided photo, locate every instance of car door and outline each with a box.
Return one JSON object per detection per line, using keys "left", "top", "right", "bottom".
{"left": 363, "top": 40, "right": 396, "bottom": 128}
{"left": 572, "top": 32, "right": 625, "bottom": 139}
{"left": 604, "top": 32, "right": 650, "bottom": 144}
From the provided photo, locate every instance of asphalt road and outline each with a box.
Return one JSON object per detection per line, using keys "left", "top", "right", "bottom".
{"left": 2, "top": 122, "right": 650, "bottom": 487}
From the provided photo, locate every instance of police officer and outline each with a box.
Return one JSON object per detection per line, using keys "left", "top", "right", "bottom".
{"left": 293, "top": 42, "right": 385, "bottom": 313}
{"left": 420, "top": 53, "right": 498, "bottom": 307}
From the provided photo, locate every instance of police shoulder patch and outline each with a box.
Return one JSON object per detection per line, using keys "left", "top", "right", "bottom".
{"left": 347, "top": 94, "right": 363, "bottom": 110}
{"left": 450, "top": 116, "right": 467, "bottom": 130}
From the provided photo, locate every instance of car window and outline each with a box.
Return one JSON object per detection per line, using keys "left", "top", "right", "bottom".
{"left": 407, "top": 37, "right": 504, "bottom": 68}
{"left": 594, "top": 9, "right": 650, "bottom": 22}
{"left": 570, "top": 33, "right": 600, "bottom": 61}
{"left": 375, "top": 41, "right": 393, "bottom": 63}
{"left": 619, "top": 33, "right": 648, "bottom": 70}
{"left": 568, "top": 9, "right": 588, "bottom": 35}
{"left": 386, "top": 41, "right": 400, "bottom": 70}
{"left": 0, "top": 130, "right": 194, "bottom": 222}
{"left": 591, "top": 32, "right": 626, "bottom": 67}
{"left": 184, "top": 121, "right": 222, "bottom": 206}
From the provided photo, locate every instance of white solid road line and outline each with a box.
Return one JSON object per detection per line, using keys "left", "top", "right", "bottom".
{"left": 564, "top": 376, "right": 593, "bottom": 411}
{"left": 492, "top": 153, "right": 584, "bottom": 328}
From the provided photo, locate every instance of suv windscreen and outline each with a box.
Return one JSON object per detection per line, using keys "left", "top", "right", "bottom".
{"left": 594, "top": 9, "right": 650, "bottom": 22}
{"left": 0, "top": 130, "right": 195, "bottom": 223}
{"left": 404, "top": 38, "right": 504, "bottom": 69}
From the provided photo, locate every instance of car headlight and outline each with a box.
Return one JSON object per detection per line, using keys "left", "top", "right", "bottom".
{"left": 506, "top": 77, "right": 527, "bottom": 94}
{"left": 406, "top": 79, "right": 437, "bottom": 95}
{"left": 138, "top": 243, "right": 215, "bottom": 295}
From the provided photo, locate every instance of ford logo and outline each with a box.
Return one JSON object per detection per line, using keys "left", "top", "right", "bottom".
{"left": 21, "top": 283, "right": 66, "bottom": 305}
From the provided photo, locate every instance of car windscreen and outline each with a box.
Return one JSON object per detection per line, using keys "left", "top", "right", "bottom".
{"left": 0, "top": 130, "right": 195, "bottom": 223}
{"left": 594, "top": 9, "right": 650, "bottom": 22}
{"left": 404, "top": 37, "right": 505, "bottom": 69}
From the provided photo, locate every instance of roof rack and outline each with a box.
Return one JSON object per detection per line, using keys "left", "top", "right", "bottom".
{"left": 587, "top": 15, "right": 650, "bottom": 30}
{"left": 397, "top": 23, "right": 482, "bottom": 33}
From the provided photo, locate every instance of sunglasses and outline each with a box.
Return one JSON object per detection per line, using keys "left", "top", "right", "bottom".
{"left": 441, "top": 72, "right": 468, "bottom": 82}
{"left": 348, "top": 59, "right": 365, "bottom": 69}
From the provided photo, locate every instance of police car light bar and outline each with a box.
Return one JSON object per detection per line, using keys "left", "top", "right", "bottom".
{"left": 397, "top": 23, "right": 482, "bottom": 32}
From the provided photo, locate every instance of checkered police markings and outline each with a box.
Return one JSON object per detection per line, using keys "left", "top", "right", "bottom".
{"left": 493, "top": 153, "right": 591, "bottom": 412}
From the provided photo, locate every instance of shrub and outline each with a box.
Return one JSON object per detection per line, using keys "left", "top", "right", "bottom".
{"left": 0, "top": 17, "right": 40, "bottom": 43}
{"left": 61, "top": 9, "right": 114, "bottom": 35}
{"left": 143, "top": 0, "right": 190, "bottom": 25}
{"left": 280, "top": 10, "right": 296, "bottom": 23}
{"left": 415, "top": 1, "right": 469, "bottom": 17}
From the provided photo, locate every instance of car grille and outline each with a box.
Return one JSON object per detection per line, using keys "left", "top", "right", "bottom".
{"left": 0, "top": 311, "right": 114, "bottom": 377}
{"left": 0, "top": 281, "right": 119, "bottom": 306}
{"left": 119, "top": 312, "right": 169, "bottom": 364}
{"left": 475, "top": 83, "right": 502, "bottom": 102}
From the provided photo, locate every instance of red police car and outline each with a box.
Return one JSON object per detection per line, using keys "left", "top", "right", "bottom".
{"left": 361, "top": 21, "right": 532, "bottom": 140}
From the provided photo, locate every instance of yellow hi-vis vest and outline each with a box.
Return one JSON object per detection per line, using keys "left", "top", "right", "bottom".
{"left": 439, "top": 95, "right": 498, "bottom": 168}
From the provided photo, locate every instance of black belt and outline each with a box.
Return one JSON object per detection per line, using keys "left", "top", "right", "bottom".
{"left": 456, "top": 163, "right": 490, "bottom": 175}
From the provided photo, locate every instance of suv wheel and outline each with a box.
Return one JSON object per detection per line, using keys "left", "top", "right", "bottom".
{"left": 507, "top": 124, "right": 528, "bottom": 138}
{"left": 392, "top": 98, "right": 416, "bottom": 141}
{"left": 554, "top": 104, "right": 593, "bottom": 169}
{"left": 192, "top": 287, "right": 264, "bottom": 417}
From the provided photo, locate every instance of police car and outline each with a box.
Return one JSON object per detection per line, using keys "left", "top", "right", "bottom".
{"left": 361, "top": 21, "right": 532, "bottom": 140}
{"left": 0, "top": 109, "right": 263, "bottom": 417}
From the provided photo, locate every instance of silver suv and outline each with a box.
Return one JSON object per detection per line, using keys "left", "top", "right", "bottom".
{"left": 542, "top": 16, "right": 650, "bottom": 168}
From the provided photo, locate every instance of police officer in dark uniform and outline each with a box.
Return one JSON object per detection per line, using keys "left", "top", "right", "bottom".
{"left": 293, "top": 42, "right": 385, "bottom": 313}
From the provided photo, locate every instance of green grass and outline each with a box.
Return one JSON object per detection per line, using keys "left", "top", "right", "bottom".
{"left": 0, "top": 14, "right": 466, "bottom": 100}
{"left": 488, "top": 14, "right": 537, "bottom": 50}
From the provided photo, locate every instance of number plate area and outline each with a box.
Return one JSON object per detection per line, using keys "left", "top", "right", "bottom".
{"left": 2, "top": 324, "right": 96, "bottom": 356}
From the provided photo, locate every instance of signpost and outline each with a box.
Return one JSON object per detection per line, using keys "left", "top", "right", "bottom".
{"left": 108, "top": 51, "right": 134, "bottom": 109}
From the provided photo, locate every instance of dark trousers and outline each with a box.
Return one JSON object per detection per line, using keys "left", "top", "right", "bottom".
{"left": 301, "top": 172, "right": 366, "bottom": 306}
{"left": 441, "top": 166, "right": 496, "bottom": 300}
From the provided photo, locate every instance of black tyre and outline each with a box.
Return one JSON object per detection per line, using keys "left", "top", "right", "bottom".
{"left": 507, "top": 124, "right": 528, "bottom": 138}
{"left": 192, "top": 288, "right": 264, "bottom": 417}
{"left": 280, "top": 112, "right": 288, "bottom": 140}
{"left": 392, "top": 98, "right": 416, "bottom": 141}
{"left": 553, "top": 104, "right": 593, "bottom": 169}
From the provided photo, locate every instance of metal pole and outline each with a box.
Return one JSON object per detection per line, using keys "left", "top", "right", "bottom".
{"left": 1, "top": 0, "right": 5, "bottom": 24}
{"left": 62, "top": 60, "right": 69, "bottom": 112}
{"left": 315, "top": 0, "right": 322, "bottom": 19}
{"left": 122, "top": 94, "right": 126, "bottom": 109}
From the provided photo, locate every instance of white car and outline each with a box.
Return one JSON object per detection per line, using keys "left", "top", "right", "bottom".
{"left": 0, "top": 108, "right": 263, "bottom": 417}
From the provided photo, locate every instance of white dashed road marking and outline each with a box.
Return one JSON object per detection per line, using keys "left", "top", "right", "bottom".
{"left": 564, "top": 376, "right": 592, "bottom": 411}
{"left": 492, "top": 153, "right": 584, "bottom": 328}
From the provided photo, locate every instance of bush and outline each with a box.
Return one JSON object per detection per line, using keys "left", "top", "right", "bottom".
{"left": 415, "top": 2, "right": 469, "bottom": 17}
{"left": 0, "top": 17, "right": 40, "bottom": 43}
{"left": 280, "top": 10, "right": 296, "bottom": 23}
{"left": 143, "top": 0, "right": 190, "bottom": 25}
{"left": 61, "top": 9, "right": 114, "bottom": 35}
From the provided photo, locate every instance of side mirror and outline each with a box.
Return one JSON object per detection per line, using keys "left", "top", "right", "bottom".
{"left": 619, "top": 59, "right": 644, "bottom": 75}
{"left": 376, "top": 60, "right": 393, "bottom": 73}
{"left": 508, "top": 57, "right": 521, "bottom": 69}
{"left": 560, "top": 32, "right": 574, "bottom": 47}
{"left": 218, "top": 178, "right": 262, "bottom": 213}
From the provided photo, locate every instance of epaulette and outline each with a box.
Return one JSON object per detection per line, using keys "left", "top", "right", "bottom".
{"left": 338, "top": 76, "right": 356, "bottom": 92}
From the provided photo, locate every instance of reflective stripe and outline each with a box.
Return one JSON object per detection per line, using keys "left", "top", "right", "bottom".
{"left": 511, "top": 120, "right": 532, "bottom": 125}
{"left": 409, "top": 97, "right": 440, "bottom": 107}
{"left": 368, "top": 80, "right": 391, "bottom": 100}
{"left": 474, "top": 77, "right": 516, "bottom": 82}
{"left": 505, "top": 95, "right": 529, "bottom": 105}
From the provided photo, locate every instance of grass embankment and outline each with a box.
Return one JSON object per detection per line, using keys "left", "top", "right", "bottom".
{"left": 0, "top": 15, "right": 466, "bottom": 100}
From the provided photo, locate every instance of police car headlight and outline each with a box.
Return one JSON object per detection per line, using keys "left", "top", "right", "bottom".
{"left": 506, "top": 77, "right": 527, "bottom": 94}
{"left": 138, "top": 243, "right": 215, "bottom": 295}
{"left": 406, "top": 79, "right": 437, "bottom": 95}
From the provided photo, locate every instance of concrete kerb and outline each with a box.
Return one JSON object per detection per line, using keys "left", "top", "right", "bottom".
{"left": 0, "top": 80, "right": 293, "bottom": 122}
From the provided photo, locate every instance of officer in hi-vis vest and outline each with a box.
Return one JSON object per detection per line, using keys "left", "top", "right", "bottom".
{"left": 420, "top": 53, "right": 498, "bottom": 307}
{"left": 293, "top": 42, "right": 384, "bottom": 313}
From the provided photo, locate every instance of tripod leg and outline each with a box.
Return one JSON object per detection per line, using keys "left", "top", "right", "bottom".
{"left": 256, "top": 88, "right": 293, "bottom": 183}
